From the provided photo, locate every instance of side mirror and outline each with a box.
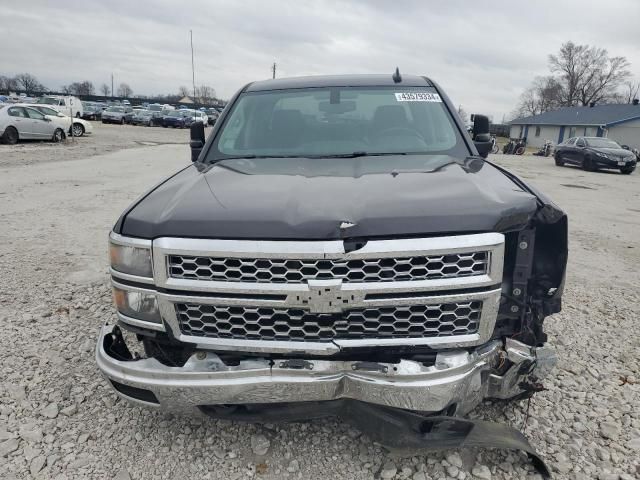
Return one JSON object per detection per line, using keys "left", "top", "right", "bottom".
{"left": 471, "top": 114, "right": 491, "bottom": 158}
{"left": 190, "top": 122, "right": 206, "bottom": 162}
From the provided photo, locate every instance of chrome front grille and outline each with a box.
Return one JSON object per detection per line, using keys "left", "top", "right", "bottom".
{"left": 149, "top": 233, "right": 505, "bottom": 353}
{"left": 176, "top": 301, "right": 482, "bottom": 341}
{"left": 168, "top": 252, "right": 489, "bottom": 284}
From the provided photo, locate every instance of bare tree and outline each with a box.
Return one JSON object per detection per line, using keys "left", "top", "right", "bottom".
{"left": 196, "top": 85, "right": 216, "bottom": 105}
{"left": 65, "top": 81, "right": 94, "bottom": 96}
{"left": 620, "top": 80, "right": 640, "bottom": 103}
{"left": 515, "top": 76, "right": 563, "bottom": 117}
{"left": 178, "top": 85, "right": 191, "bottom": 98}
{"left": 100, "top": 83, "right": 110, "bottom": 97}
{"left": 117, "top": 83, "right": 133, "bottom": 97}
{"left": 14, "top": 73, "right": 46, "bottom": 93}
{"left": 548, "top": 41, "right": 630, "bottom": 106}
{"left": 0, "top": 75, "right": 19, "bottom": 93}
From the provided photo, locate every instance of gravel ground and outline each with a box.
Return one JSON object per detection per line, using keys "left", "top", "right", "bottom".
{"left": 0, "top": 132, "right": 639, "bottom": 480}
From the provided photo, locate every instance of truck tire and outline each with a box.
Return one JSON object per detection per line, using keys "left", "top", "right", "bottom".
{"left": 2, "top": 126, "right": 19, "bottom": 145}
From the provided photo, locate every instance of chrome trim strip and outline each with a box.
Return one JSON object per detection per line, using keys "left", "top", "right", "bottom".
{"left": 159, "top": 274, "right": 498, "bottom": 295}
{"left": 117, "top": 312, "right": 166, "bottom": 332}
{"left": 109, "top": 231, "right": 152, "bottom": 248}
{"left": 109, "top": 267, "right": 155, "bottom": 285}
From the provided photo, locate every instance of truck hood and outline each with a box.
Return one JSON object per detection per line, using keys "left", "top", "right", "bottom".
{"left": 120, "top": 156, "right": 539, "bottom": 239}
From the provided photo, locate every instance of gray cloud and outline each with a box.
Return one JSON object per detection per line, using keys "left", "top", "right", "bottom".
{"left": 1, "top": 0, "right": 638, "bottom": 120}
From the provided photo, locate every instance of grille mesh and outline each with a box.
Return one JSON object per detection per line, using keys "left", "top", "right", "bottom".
{"left": 168, "top": 252, "right": 489, "bottom": 284}
{"left": 176, "top": 302, "right": 482, "bottom": 341}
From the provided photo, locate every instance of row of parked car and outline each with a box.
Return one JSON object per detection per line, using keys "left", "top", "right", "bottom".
{"left": 82, "top": 101, "right": 223, "bottom": 128}
{"left": 100, "top": 106, "right": 217, "bottom": 128}
{"left": 0, "top": 93, "right": 226, "bottom": 144}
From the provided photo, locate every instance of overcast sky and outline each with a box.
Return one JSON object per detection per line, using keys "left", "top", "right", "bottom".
{"left": 1, "top": 0, "right": 638, "bottom": 120}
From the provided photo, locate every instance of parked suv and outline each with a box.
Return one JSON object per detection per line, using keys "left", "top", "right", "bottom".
{"left": 99, "top": 75, "right": 567, "bottom": 430}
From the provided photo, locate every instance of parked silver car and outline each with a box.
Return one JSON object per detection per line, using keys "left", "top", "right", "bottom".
{"left": 101, "top": 106, "right": 134, "bottom": 124}
{"left": 0, "top": 105, "right": 65, "bottom": 144}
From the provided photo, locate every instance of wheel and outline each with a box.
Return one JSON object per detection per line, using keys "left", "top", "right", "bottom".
{"left": 102, "top": 120, "right": 107, "bottom": 124}
{"left": 621, "top": 166, "right": 635, "bottom": 175}
{"left": 515, "top": 146, "right": 525, "bottom": 155}
{"left": 583, "top": 156, "right": 595, "bottom": 172}
{"left": 52, "top": 128, "right": 65, "bottom": 143}
{"left": 71, "top": 123, "right": 85, "bottom": 137}
{"left": 120, "top": 118, "right": 125, "bottom": 125}
{"left": 2, "top": 126, "right": 19, "bottom": 145}
{"left": 554, "top": 152, "right": 564, "bottom": 166}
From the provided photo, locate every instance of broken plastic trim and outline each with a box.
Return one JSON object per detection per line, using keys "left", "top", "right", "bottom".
{"left": 199, "top": 400, "right": 550, "bottom": 479}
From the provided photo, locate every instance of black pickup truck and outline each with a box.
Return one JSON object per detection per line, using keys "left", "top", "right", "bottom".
{"left": 98, "top": 74, "right": 567, "bottom": 443}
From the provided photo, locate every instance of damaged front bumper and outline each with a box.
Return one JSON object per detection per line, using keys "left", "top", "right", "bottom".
{"left": 96, "top": 324, "right": 556, "bottom": 414}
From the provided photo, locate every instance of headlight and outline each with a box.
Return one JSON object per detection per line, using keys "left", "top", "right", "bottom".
{"left": 109, "top": 233, "right": 153, "bottom": 278}
{"left": 113, "top": 286, "right": 161, "bottom": 323}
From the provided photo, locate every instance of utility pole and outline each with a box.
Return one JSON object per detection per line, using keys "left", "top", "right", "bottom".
{"left": 271, "top": 62, "right": 276, "bottom": 79}
{"left": 190, "top": 30, "right": 196, "bottom": 101}
{"left": 111, "top": 73, "right": 114, "bottom": 99}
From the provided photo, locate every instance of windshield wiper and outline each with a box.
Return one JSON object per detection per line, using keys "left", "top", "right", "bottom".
{"left": 208, "top": 154, "right": 301, "bottom": 163}
{"left": 207, "top": 152, "right": 410, "bottom": 163}
{"left": 310, "top": 152, "right": 409, "bottom": 158}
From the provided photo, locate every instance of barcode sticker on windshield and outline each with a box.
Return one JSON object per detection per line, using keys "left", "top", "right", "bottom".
{"left": 395, "top": 92, "right": 442, "bottom": 102}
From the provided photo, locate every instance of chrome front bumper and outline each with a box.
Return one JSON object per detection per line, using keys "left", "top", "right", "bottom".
{"left": 96, "top": 324, "right": 555, "bottom": 414}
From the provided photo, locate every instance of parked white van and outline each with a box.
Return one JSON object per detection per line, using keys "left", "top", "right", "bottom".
{"left": 36, "top": 96, "right": 83, "bottom": 118}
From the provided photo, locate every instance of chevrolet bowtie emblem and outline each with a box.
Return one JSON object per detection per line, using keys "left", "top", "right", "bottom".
{"left": 292, "top": 280, "right": 362, "bottom": 313}
{"left": 340, "top": 221, "right": 356, "bottom": 230}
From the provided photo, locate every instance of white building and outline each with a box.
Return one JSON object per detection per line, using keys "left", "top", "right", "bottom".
{"left": 509, "top": 102, "right": 640, "bottom": 149}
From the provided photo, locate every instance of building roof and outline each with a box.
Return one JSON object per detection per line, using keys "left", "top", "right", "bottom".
{"left": 510, "top": 104, "right": 640, "bottom": 127}
{"left": 246, "top": 74, "right": 434, "bottom": 92}
{"left": 178, "top": 96, "right": 194, "bottom": 104}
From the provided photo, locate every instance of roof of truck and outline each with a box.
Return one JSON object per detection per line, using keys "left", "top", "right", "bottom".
{"left": 245, "top": 74, "right": 433, "bottom": 92}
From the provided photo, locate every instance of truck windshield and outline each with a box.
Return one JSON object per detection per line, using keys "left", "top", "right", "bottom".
{"left": 208, "top": 87, "right": 467, "bottom": 161}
